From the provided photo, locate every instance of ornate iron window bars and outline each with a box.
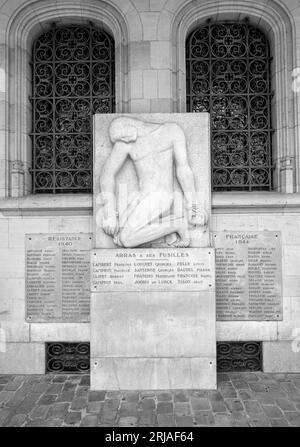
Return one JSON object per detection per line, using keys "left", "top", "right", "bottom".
{"left": 46, "top": 342, "right": 90, "bottom": 374}
{"left": 186, "top": 21, "right": 273, "bottom": 191}
{"left": 217, "top": 341, "right": 262, "bottom": 372}
{"left": 31, "top": 25, "right": 115, "bottom": 194}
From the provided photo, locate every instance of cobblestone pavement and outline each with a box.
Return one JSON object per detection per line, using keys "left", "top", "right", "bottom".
{"left": 0, "top": 372, "right": 300, "bottom": 427}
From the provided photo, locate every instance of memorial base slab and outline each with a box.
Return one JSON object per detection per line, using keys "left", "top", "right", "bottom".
{"left": 91, "top": 357, "right": 216, "bottom": 390}
{"left": 90, "top": 248, "right": 216, "bottom": 390}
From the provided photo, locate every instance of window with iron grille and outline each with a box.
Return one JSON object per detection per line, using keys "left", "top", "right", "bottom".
{"left": 31, "top": 24, "right": 115, "bottom": 194}
{"left": 186, "top": 21, "right": 273, "bottom": 191}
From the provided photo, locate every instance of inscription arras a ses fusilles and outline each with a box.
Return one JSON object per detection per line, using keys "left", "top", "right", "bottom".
{"left": 92, "top": 248, "right": 215, "bottom": 292}
{"left": 214, "top": 232, "right": 282, "bottom": 321}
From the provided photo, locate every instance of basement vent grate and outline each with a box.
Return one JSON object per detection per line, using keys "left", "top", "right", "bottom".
{"left": 46, "top": 342, "right": 90, "bottom": 374}
{"left": 217, "top": 341, "right": 262, "bottom": 372}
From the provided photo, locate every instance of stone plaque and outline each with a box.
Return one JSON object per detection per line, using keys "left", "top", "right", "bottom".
{"left": 92, "top": 248, "right": 215, "bottom": 292}
{"left": 214, "top": 232, "right": 282, "bottom": 321}
{"left": 93, "top": 113, "right": 211, "bottom": 249}
{"left": 26, "top": 234, "right": 92, "bottom": 322}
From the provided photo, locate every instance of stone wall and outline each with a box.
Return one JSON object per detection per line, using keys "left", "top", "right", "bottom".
{"left": 1, "top": 0, "right": 300, "bottom": 373}
{"left": 1, "top": 194, "right": 300, "bottom": 373}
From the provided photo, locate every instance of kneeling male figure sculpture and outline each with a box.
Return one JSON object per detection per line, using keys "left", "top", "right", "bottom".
{"left": 100, "top": 116, "right": 207, "bottom": 248}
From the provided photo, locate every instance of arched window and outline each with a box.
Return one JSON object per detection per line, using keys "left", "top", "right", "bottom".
{"left": 31, "top": 24, "right": 115, "bottom": 194}
{"left": 186, "top": 21, "right": 273, "bottom": 191}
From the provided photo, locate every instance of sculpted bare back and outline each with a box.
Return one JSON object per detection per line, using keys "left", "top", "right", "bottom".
{"left": 100, "top": 117, "right": 207, "bottom": 248}
{"left": 129, "top": 123, "right": 179, "bottom": 193}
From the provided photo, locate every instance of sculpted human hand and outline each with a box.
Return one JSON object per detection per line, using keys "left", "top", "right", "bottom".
{"left": 102, "top": 214, "right": 119, "bottom": 237}
{"left": 186, "top": 204, "right": 208, "bottom": 227}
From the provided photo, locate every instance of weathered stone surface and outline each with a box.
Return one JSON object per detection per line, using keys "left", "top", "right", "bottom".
{"left": 87, "top": 401, "right": 103, "bottom": 413}
{"left": 48, "top": 403, "right": 69, "bottom": 419}
{"left": 194, "top": 411, "right": 215, "bottom": 426}
{"left": 71, "top": 397, "right": 87, "bottom": 411}
{"left": 140, "top": 398, "right": 155, "bottom": 410}
{"left": 244, "top": 400, "right": 263, "bottom": 414}
{"left": 157, "top": 414, "right": 176, "bottom": 427}
{"left": 80, "top": 415, "right": 98, "bottom": 427}
{"left": 174, "top": 402, "right": 191, "bottom": 416}
{"left": 0, "top": 343, "right": 44, "bottom": 374}
{"left": 139, "top": 409, "right": 157, "bottom": 426}
{"left": 119, "top": 417, "right": 138, "bottom": 427}
{"left": 64, "top": 411, "right": 82, "bottom": 425}
{"left": 30, "top": 405, "right": 49, "bottom": 420}
{"left": 91, "top": 356, "right": 216, "bottom": 390}
{"left": 88, "top": 390, "right": 106, "bottom": 402}
{"left": 38, "top": 394, "right": 57, "bottom": 405}
{"left": 91, "top": 289, "right": 216, "bottom": 384}
{"left": 225, "top": 398, "right": 244, "bottom": 412}
{"left": 157, "top": 392, "right": 172, "bottom": 402}
{"left": 191, "top": 397, "right": 211, "bottom": 412}
{"left": 157, "top": 402, "right": 173, "bottom": 414}
{"left": 6, "top": 414, "right": 26, "bottom": 427}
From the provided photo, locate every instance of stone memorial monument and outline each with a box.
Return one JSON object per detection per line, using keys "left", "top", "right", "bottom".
{"left": 91, "top": 113, "right": 216, "bottom": 390}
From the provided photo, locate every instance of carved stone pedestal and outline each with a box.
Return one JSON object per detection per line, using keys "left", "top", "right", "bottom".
{"left": 90, "top": 248, "right": 216, "bottom": 390}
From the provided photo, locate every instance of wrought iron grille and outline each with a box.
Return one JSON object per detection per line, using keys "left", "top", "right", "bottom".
{"left": 217, "top": 341, "right": 262, "bottom": 372}
{"left": 46, "top": 342, "right": 90, "bottom": 373}
{"left": 31, "top": 25, "right": 115, "bottom": 194}
{"left": 186, "top": 21, "right": 273, "bottom": 191}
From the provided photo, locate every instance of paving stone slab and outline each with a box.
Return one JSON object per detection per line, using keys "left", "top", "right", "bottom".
{"left": 139, "top": 409, "right": 157, "bottom": 426}
{"left": 119, "top": 402, "right": 138, "bottom": 417}
{"left": 174, "top": 391, "right": 189, "bottom": 402}
{"left": 52, "top": 375, "right": 69, "bottom": 383}
{"left": 157, "top": 402, "right": 173, "bottom": 414}
{"left": 124, "top": 392, "right": 140, "bottom": 403}
{"left": 191, "top": 397, "right": 211, "bottom": 412}
{"left": 56, "top": 391, "right": 75, "bottom": 403}
{"left": 6, "top": 414, "right": 26, "bottom": 427}
{"left": 140, "top": 398, "right": 156, "bottom": 410}
{"left": 214, "top": 413, "right": 233, "bottom": 427}
{"left": 0, "top": 409, "right": 14, "bottom": 427}
{"left": 175, "top": 415, "right": 194, "bottom": 427}
{"left": 262, "top": 405, "right": 284, "bottom": 419}
{"left": 0, "top": 376, "right": 13, "bottom": 384}
{"left": 174, "top": 402, "right": 191, "bottom": 416}
{"left": 70, "top": 397, "right": 87, "bottom": 411}
{"left": 224, "top": 398, "right": 244, "bottom": 412}
{"left": 81, "top": 415, "right": 98, "bottom": 427}
{"left": 45, "top": 383, "right": 64, "bottom": 395}
{"left": 194, "top": 411, "right": 215, "bottom": 426}
{"left": 276, "top": 398, "right": 296, "bottom": 412}
{"left": 270, "top": 419, "right": 290, "bottom": 427}
{"left": 80, "top": 376, "right": 90, "bottom": 386}
{"left": 48, "top": 402, "right": 70, "bottom": 419}
{"left": 157, "top": 414, "right": 176, "bottom": 427}
{"left": 87, "top": 401, "right": 103, "bottom": 413}
{"left": 119, "top": 416, "right": 138, "bottom": 427}
{"left": 156, "top": 392, "right": 172, "bottom": 402}
{"left": 64, "top": 411, "right": 82, "bottom": 425}
{"left": 284, "top": 411, "right": 300, "bottom": 426}
{"left": 244, "top": 400, "right": 263, "bottom": 414}
{"left": 30, "top": 405, "right": 49, "bottom": 420}
{"left": 210, "top": 400, "right": 227, "bottom": 413}
{"left": 38, "top": 394, "right": 57, "bottom": 405}
{"left": 250, "top": 416, "right": 271, "bottom": 427}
